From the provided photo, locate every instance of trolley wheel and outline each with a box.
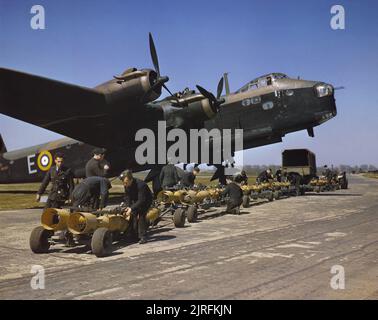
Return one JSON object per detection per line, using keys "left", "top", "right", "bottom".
{"left": 91, "top": 227, "right": 113, "bottom": 257}
{"left": 186, "top": 206, "right": 198, "bottom": 223}
{"left": 242, "top": 195, "right": 250, "bottom": 208}
{"left": 30, "top": 226, "right": 53, "bottom": 253}
{"left": 173, "top": 208, "right": 186, "bottom": 228}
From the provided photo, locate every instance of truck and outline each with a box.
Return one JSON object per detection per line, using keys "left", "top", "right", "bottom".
{"left": 282, "top": 149, "right": 317, "bottom": 194}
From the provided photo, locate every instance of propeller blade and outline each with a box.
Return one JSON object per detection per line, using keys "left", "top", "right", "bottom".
{"left": 196, "top": 85, "right": 216, "bottom": 103}
{"left": 334, "top": 86, "right": 345, "bottom": 90}
{"left": 162, "top": 84, "right": 175, "bottom": 97}
{"left": 217, "top": 77, "right": 224, "bottom": 99}
{"left": 149, "top": 32, "right": 160, "bottom": 77}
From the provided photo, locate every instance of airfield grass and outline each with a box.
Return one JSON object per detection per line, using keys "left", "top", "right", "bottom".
{"left": 363, "top": 173, "right": 378, "bottom": 179}
{"left": 0, "top": 172, "right": 257, "bottom": 211}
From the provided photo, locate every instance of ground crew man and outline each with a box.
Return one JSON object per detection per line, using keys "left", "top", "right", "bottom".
{"left": 222, "top": 175, "right": 243, "bottom": 214}
{"left": 322, "top": 165, "right": 332, "bottom": 180}
{"left": 181, "top": 167, "right": 200, "bottom": 188}
{"left": 71, "top": 176, "right": 111, "bottom": 210}
{"left": 85, "top": 148, "right": 110, "bottom": 178}
{"left": 36, "top": 152, "right": 74, "bottom": 208}
{"left": 275, "top": 169, "right": 282, "bottom": 182}
{"left": 239, "top": 170, "right": 248, "bottom": 185}
{"left": 120, "top": 170, "right": 153, "bottom": 244}
{"left": 159, "top": 163, "right": 180, "bottom": 189}
{"left": 257, "top": 168, "right": 273, "bottom": 183}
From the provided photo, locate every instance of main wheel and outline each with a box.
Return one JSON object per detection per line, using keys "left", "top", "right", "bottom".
{"left": 186, "top": 206, "right": 198, "bottom": 223}
{"left": 268, "top": 192, "right": 274, "bottom": 202}
{"left": 173, "top": 208, "right": 186, "bottom": 228}
{"left": 91, "top": 227, "right": 113, "bottom": 257}
{"left": 273, "top": 191, "right": 280, "bottom": 200}
{"left": 30, "top": 226, "right": 53, "bottom": 253}
{"left": 242, "top": 195, "right": 250, "bottom": 208}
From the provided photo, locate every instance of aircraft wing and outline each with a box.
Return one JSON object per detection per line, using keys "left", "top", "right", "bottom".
{"left": 0, "top": 68, "right": 129, "bottom": 148}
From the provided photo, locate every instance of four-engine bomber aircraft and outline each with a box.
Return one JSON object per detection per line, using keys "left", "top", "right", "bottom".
{"left": 0, "top": 34, "right": 337, "bottom": 184}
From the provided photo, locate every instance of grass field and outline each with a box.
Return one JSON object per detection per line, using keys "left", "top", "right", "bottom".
{"left": 0, "top": 172, "right": 256, "bottom": 211}
{"left": 363, "top": 173, "right": 378, "bottom": 179}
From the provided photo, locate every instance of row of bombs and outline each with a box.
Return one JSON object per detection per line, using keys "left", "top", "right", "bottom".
{"left": 31, "top": 180, "right": 330, "bottom": 258}
{"left": 240, "top": 181, "right": 297, "bottom": 207}
{"left": 30, "top": 206, "right": 162, "bottom": 257}
{"left": 29, "top": 188, "right": 225, "bottom": 257}
{"left": 155, "top": 188, "right": 225, "bottom": 226}
{"left": 309, "top": 176, "right": 346, "bottom": 192}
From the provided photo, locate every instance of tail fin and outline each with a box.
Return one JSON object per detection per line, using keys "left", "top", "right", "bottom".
{"left": 0, "top": 134, "right": 7, "bottom": 154}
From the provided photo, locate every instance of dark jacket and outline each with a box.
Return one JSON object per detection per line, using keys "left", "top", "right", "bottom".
{"left": 124, "top": 178, "right": 153, "bottom": 215}
{"left": 222, "top": 182, "right": 243, "bottom": 201}
{"left": 38, "top": 165, "right": 74, "bottom": 201}
{"left": 72, "top": 176, "right": 111, "bottom": 209}
{"left": 257, "top": 170, "right": 273, "bottom": 183}
{"left": 159, "top": 164, "right": 179, "bottom": 189}
{"left": 181, "top": 171, "right": 196, "bottom": 188}
{"left": 85, "top": 158, "right": 109, "bottom": 178}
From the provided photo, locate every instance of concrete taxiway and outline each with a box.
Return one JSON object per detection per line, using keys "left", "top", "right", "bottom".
{"left": 0, "top": 175, "right": 377, "bottom": 299}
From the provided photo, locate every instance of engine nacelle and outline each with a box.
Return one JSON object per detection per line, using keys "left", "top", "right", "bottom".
{"left": 95, "top": 68, "right": 161, "bottom": 105}
{"left": 164, "top": 93, "right": 218, "bottom": 128}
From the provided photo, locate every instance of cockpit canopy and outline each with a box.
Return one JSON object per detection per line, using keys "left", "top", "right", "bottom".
{"left": 236, "top": 73, "right": 288, "bottom": 93}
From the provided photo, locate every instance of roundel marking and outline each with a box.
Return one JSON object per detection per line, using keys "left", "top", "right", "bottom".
{"left": 37, "top": 150, "right": 53, "bottom": 171}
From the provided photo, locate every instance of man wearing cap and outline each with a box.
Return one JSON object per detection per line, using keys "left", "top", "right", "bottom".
{"left": 121, "top": 170, "right": 153, "bottom": 244}
{"left": 221, "top": 175, "right": 243, "bottom": 214}
{"left": 36, "top": 152, "right": 74, "bottom": 208}
{"left": 238, "top": 170, "right": 249, "bottom": 186}
{"left": 256, "top": 168, "right": 273, "bottom": 183}
{"left": 85, "top": 148, "right": 110, "bottom": 178}
{"left": 181, "top": 166, "right": 200, "bottom": 188}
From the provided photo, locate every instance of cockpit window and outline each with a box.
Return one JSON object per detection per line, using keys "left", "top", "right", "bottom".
{"left": 236, "top": 73, "right": 288, "bottom": 93}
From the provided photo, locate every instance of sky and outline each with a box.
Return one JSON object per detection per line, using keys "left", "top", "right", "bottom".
{"left": 0, "top": 0, "right": 378, "bottom": 166}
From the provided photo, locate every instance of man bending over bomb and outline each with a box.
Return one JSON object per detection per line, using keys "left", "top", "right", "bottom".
{"left": 222, "top": 175, "right": 243, "bottom": 214}
{"left": 72, "top": 176, "right": 111, "bottom": 210}
{"left": 120, "top": 170, "right": 153, "bottom": 244}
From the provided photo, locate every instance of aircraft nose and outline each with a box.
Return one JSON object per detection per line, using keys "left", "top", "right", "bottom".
{"left": 313, "top": 82, "right": 337, "bottom": 117}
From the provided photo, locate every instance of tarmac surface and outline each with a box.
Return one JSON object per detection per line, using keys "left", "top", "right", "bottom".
{"left": 0, "top": 174, "right": 377, "bottom": 300}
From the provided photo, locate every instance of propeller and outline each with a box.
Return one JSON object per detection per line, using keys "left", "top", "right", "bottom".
{"left": 148, "top": 33, "right": 180, "bottom": 100}
{"left": 196, "top": 76, "right": 225, "bottom": 113}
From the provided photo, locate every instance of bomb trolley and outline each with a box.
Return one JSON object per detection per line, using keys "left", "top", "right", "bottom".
{"left": 29, "top": 205, "right": 162, "bottom": 257}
